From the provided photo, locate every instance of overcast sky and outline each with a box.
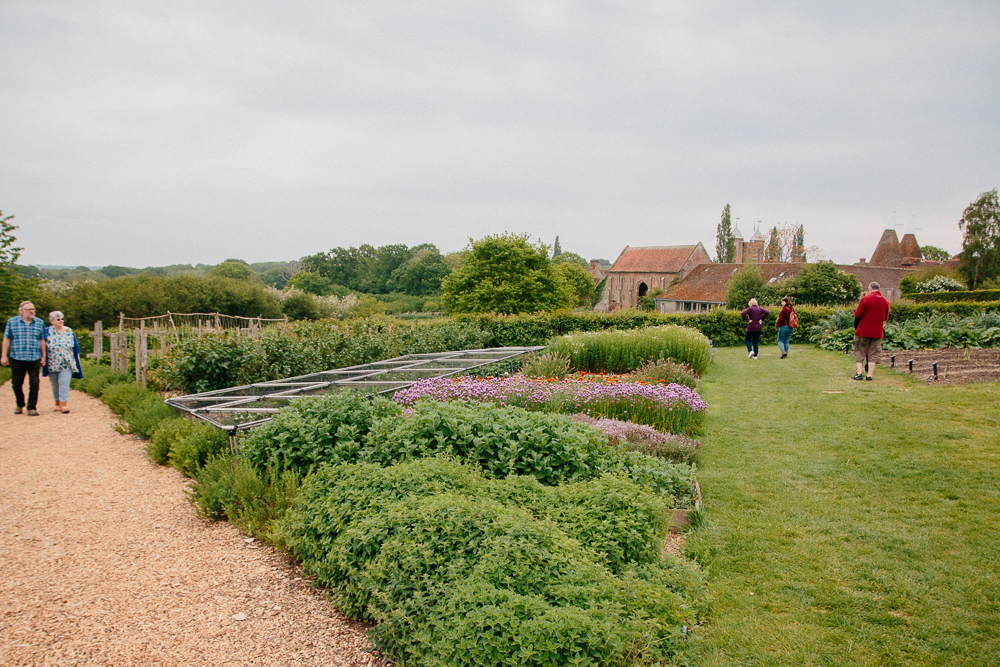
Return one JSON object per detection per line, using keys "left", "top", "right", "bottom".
{"left": 2, "top": 0, "right": 998, "bottom": 268}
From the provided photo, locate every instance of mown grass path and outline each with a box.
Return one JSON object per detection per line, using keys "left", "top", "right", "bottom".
{"left": 687, "top": 346, "right": 1000, "bottom": 666}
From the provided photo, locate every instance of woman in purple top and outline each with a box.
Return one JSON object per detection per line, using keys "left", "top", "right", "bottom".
{"left": 741, "top": 298, "right": 770, "bottom": 359}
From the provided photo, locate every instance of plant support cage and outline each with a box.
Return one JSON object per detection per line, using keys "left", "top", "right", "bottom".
{"left": 165, "top": 347, "right": 544, "bottom": 432}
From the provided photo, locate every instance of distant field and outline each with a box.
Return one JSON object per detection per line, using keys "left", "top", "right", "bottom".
{"left": 688, "top": 346, "right": 1000, "bottom": 666}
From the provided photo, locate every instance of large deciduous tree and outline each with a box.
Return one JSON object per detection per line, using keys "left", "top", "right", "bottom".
{"left": 725, "top": 262, "right": 779, "bottom": 309}
{"left": 920, "top": 245, "right": 952, "bottom": 262}
{"left": 958, "top": 189, "right": 1000, "bottom": 288}
{"left": 716, "top": 204, "right": 735, "bottom": 263}
{"left": 781, "top": 262, "right": 861, "bottom": 306}
{"left": 441, "top": 233, "right": 571, "bottom": 314}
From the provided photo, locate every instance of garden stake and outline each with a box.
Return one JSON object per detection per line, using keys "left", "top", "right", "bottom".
{"left": 932, "top": 362, "right": 939, "bottom": 380}
{"left": 908, "top": 359, "right": 914, "bottom": 373}
{"left": 890, "top": 355, "right": 895, "bottom": 368}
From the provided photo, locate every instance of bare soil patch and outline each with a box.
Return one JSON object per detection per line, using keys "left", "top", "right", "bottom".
{"left": 877, "top": 347, "right": 1000, "bottom": 384}
{"left": 0, "top": 383, "right": 388, "bottom": 667}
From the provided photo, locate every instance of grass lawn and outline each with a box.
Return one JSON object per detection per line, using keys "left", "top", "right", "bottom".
{"left": 687, "top": 345, "right": 1000, "bottom": 666}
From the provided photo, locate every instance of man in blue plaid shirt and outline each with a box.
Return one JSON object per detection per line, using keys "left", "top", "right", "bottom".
{"left": 2, "top": 301, "right": 48, "bottom": 416}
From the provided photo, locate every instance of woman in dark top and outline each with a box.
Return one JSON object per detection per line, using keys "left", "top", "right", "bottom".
{"left": 741, "top": 298, "right": 770, "bottom": 359}
{"left": 775, "top": 296, "right": 795, "bottom": 359}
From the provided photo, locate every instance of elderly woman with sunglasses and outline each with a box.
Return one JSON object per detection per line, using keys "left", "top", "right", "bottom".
{"left": 42, "top": 311, "right": 83, "bottom": 413}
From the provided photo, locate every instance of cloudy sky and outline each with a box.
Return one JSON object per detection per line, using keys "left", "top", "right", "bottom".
{"left": 2, "top": 0, "right": 998, "bottom": 268}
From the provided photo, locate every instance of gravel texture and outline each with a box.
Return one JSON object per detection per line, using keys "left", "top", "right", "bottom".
{"left": 0, "top": 384, "right": 388, "bottom": 667}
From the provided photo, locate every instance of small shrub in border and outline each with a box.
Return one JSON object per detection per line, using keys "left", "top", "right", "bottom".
{"left": 277, "top": 456, "right": 706, "bottom": 667}
{"left": 120, "top": 393, "right": 176, "bottom": 439}
{"left": 571, "top": 414, "right": 702, "bottom": 465}
{"left": 239, "top": 391, "right": 402, "bottom": 476}
{"left": 629, "top": 357, "right": 699, "bottom": 389}
{"left": 169, "top": 423, "right": 229, "bottom": 478}
{"left": 148, "top": 417, "right": 196, "bottom": 465}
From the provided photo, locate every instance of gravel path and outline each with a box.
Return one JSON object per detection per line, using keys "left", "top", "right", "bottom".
{"left": 0, "top": 384, "right": 388, "bottom": 667}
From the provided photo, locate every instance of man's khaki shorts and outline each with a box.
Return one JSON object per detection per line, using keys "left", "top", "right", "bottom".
{"left": 854, "top": 335, "right": 883, "bottom": 364}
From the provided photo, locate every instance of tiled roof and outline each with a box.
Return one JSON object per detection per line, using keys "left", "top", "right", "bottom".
{"left": 900, "top": 233, "right": 921, "bottom": 259}
{"left": 660, "top": 263, "right": 806, "bottom": 303}
{"left": 609, "top": 246, "right": 700, "bottom": 273}
{"left": 870, "top": 229, "right": 903, "bottom": 267}
{"left": 836, "top": 265, "right": 909, "bottom": 290}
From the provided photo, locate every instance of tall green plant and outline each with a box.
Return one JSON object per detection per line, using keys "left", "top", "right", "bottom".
{"left": 548, "top": 324, "right": 712, "bottom": 375}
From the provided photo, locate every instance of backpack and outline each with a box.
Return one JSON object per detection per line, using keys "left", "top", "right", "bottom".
{"left": 788, "top": 310, "right": 799, "bottom": 328}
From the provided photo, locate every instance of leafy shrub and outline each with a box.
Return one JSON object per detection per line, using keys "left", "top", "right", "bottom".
{"left": 188, "top": 454, "right": 300, "bottom": 540}
{"left": 913, "top": 275, "right": 967, "bottom": 293}
{"left": 909, "top": 290, "right": 1000, "bottom": 303}
{"left": 169, "top": 423, "right": 230, "bottom": 477}
{"left": 120, "top": 393, "right": 176, "bottom": 439}
{"left": 548, "top": 324, "right": 712, "bottom": 375}
{"left": 811, "top": 309, "right": 1000, "bottom": 350}
{"left": 518, "top": 350, "right": 572, "bottom": 378}
{"left": 363, "top": 401, "right": 606, "bottom": 486}
{"left": 148, "top": 417, "right": 197, "bottom": 465}
{"left": 277, "top": 457, "right": 706, "bottom": 667}
{"left": 0, "top": 366, "right": 10, "bottom": 387}
{"left": 100, "top": 381, "right": 152, "bottom": 415}
{"left": 240, "top": 392, "right": 401, "bottom": 476}
{"left": 630, "top": 357, "right": 698, "bottom": 389}
{"left": 72, "top": 362, "right": 130, "bottom": 397}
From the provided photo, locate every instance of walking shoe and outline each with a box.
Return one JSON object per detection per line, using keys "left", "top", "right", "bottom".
{"left": 748, "top": 351, "right": 754, "bottom": 359}
{"left": 866, "top": 376, "right": 873, "bottom": 381}
{"left": 26, "top": 409, "right": 39, "bottom": 416}
{"left": 852, "top": 373, "right": 864, "bottom": 381}
{"left": 14, "top": 406, "right": 23, "bottom": 414}
{"left": 780, "top": 353, "right": 787, "bottom": 359}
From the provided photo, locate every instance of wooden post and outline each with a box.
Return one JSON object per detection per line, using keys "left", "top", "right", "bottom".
{"left": 109, "top": 333, "right": 118, "bottom": 372}
{"left": 118, "top": 329, "right": 129, "bottom": 375}
{"left": 135, "top": 322, "right": 143, "bottom": 385}
{"left": 168, "top": 312, "right": 180, "bottom": 342}
{"left": 214, "top": 313, "right": 222, "bottom": 338}
{"left": 87, "top": 321, "right": 103, "bottom": 359}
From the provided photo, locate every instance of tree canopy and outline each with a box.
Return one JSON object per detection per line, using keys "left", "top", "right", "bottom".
{"left": 441, "top": 233, "right": 572, "bottom": 314}
{"left": 782, "top": 262, "right": 861, "bottom": 306}
{"left": 725, "top": 262, "right": 778, "bottom": 309}
{"left": 920, "top": 245, "right": 952, "bottom": 262}
{"left": 715, "top": 204, "right": 735, "bottom": 263}
{"left": 957, "top": 189, "right": 1000, "bottom": 288}
{"left": 207, "top": 259, "right": 260, "bottom": 282}
{"left": 1, "top": 210, "right": 35, "bottom": 314}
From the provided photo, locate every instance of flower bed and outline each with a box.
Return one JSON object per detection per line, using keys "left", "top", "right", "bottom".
{"left": 394, "top": 374, "right": 707, "bottom": 436}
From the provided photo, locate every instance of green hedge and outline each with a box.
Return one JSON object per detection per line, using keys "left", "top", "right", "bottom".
{"left": 907, "top": 291, "right": 1000, "bottom": 303}
{"left": 276, "top": 456, "right": 706, "bottom": 667}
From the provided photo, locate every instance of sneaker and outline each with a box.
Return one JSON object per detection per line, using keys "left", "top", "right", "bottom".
{"left": 14, "top": 406, "right": 23, "bottom": 414}
{"left": 852, "top": 373, "right": 864, "bottom": 381}
{"left": 748, "top": 352, "right": 754, "bottom": 359}
{"left": 780, "top": 353, "right": 787, "bottom": 359}
{"left": 866, "top": 376, "right": 873, "bottom": 381}
{"left": 26, "top": 409, "right": 39, "bottom": 416}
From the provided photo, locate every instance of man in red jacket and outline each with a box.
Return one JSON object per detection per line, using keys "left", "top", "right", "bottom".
{"left": 853, "top": 281, "right": 890, "bottom": 380}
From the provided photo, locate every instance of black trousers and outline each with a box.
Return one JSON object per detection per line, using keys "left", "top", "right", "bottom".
{"left": 9, "top": 358, "right": 41, "bottom": 410}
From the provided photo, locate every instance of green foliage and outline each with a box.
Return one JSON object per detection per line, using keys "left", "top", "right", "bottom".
{"left": 74, "top": 362, "right": 130, "bottom": 397}
{"left": 301, "top": 243, "right": 450, "bottom": 296}
{"left": 958, "top": 188, "right": 1000, "bottom": 288}
{"left": 148, "top": 417, "right": 196, "bottom": 465}
{"left": 120, "top": 392, "right": 176, "bottom": 439}
{"left": 206, "top": 259, "right": 260, "bottom": 282}
{"left": 286, "top": 271, "right": 338, "bottom": 296}
{"left": 240, "top": 392, "right": 401, "bottom": 476}
{"left": 169, "top": 423, "right": 230, "bottom": 477}
{"left": 46, "top": 274, "right": 283, "bottom": 329}
{"left": 781, "top": 262, "right": 861, "bottom": 306}
{"left": 160, "top": 318, "right": 493, "bottom": 393}
{"left": 548, "top": 324, "right": 713, "bottom": 375}
{"left": 810, "top": 309, "right": 1000, "bottom": 350}
{"left": 188, "top": 454, "right": 300, "bottom": 540}
{"left": 725, "top": 262, "right": 780, "bottom": 309}
{"left": 921, "top": 244, "right": 953, "bottom": 262}
{"left": 364, "top": 401, "right": 606, "bottom": 486}
{"left": 441, "top": 232, "right": 571, "bottom": 314}
{"left": 519, "top": 351, "right": 572, "bottom": 378}
{"left": 912, "top": 275, "right": 967, "bottom": 293}
{"left": 0, "top": 209, "right": 36, "bottom": 315}
{"left": 631, "top": 357, "right": 698, "bottom": 389}
{"left": 909, "top": 290, "right": 1000, "bottom": 303}
{"left": 388, "top": 246, "right": 451, "bottom": 296}
{"left": 552, "top": 260, "right": 595, "bottom": 308}
{"left": 0, "top": 366, "right": 10, "bottom": 386}
{"left": 100, "top": 381, "right": 153, "bottom": 415}
{"left": 716, "top": 203, "right": 736, "bottom": 263}
{"left": 277, "top": 457, "right": 706, "bottom": 667}
{"left": 279, "top": 290, "right": 322, "bottom": 320}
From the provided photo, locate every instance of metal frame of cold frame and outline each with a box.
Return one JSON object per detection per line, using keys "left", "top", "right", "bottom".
{"left": 164, "top": 347, "right": 544, "bottom": 432}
